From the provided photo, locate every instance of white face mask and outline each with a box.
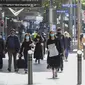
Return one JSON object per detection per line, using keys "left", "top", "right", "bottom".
{"left": 26, "top": 36, "right": 29, "bottom": 41}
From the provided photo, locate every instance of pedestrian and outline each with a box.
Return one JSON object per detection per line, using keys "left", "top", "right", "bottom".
{"left": 34, "top": 34, "right": 43, "bottom": 64}
{"left": 64, "top": 31, "right": 71, "bottom": 61}
{"left": 47, "top": 31, "right": 62, "bottom": 78}
{"left": 0, "top": 34, "right": 5, "bottom": 69}
{"left": 56, "top": 27, "right": 65, "bottom": 72}
{"left": 19, "top": 33, "right": 33, "bottom": 73}
{"left": 5, "top": 29, "right": 20, "bottom": 72}
{"left": 81, "top": 34, "right": 85, "bottom": 59}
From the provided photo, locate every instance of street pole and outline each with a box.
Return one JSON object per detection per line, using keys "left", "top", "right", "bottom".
{"left": 69, "top": 0, "right": 73, "bottom": 36}
{"left": 1, "top": 12, "right": 5, "bottom": 38}
{"left": 77, "top": 0, "right": 82, "bottom": 85}
{"left": 73, "top": 0, "right": 77, "bottom": 45}
{"left": 49, "top": 0, "right": 53, "bottom": 31}
{"left": 28, "top": 50, "right": 33, "bottom": 85}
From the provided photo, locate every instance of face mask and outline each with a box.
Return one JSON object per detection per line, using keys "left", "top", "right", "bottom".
{"left": 50, "top": 34, "right": 54, "bottom": 37}
{"left": 26, "top": 36, "right": 29, "bottom": 41}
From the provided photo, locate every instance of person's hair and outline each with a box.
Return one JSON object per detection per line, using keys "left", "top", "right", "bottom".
{"left": 24, "top": 33, "right": 31, "bottom": 42}
{"left": 64, "top": 31, "right": 70, "bottom": 38}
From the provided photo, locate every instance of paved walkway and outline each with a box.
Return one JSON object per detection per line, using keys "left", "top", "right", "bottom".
{"left": 0, "top": 53, "right": 85, "bottom": 85}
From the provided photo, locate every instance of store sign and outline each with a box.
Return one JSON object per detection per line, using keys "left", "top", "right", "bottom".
{"left": 0, "top": 0, "right": 42, "bottom": 7}
{"left": 62, "top": 4, "right": 77, "bottom": 8}
{"left": 56, "top": 10, "right": 68, "bottom": 13}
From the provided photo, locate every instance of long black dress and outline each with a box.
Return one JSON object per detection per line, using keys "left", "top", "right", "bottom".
{"left": 47, "top": 38, "right": 62, "bottom": 69}
{"left": 34, "top": 36, "right": 43, "bottom": 60}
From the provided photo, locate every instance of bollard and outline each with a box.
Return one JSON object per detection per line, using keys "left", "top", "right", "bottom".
{"left": 77, "top": 50, "right": 82, "bottom": 85}
{"left": 28, "top": 50, "right": 33, "bottom": 85}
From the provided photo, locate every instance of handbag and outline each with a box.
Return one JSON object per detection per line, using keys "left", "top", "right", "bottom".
{"left": 48, "top": 44, "right": 59, "bottom": 57}
{"left": 16, "top": 57, "right": 26, "bottom": 69}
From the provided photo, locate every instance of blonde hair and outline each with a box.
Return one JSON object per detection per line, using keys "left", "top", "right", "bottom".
{"left": 64, "top": 31, "right": 71, "bottom": 38}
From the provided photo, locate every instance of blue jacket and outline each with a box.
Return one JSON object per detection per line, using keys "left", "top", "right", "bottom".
{"left": 6, "top": 35, "right": 20, "bottom": 52}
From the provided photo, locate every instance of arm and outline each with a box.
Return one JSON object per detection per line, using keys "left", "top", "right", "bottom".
{"left": 19, "top": 42, "right": 24, "bottom": 55}
{"left": 15, "top": 36, "right": 20, "bottom": 52}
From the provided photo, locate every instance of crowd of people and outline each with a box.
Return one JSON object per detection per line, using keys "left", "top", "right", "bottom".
{"left": 0, "top": 27, "right": 72, "bottom": 78}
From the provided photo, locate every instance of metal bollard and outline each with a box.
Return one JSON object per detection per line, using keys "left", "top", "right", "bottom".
{"left": 28, "top": 50, "right": 33, "bottom": 85}
{"left": 77, "top": 50, "right": 82, "bottom": 85}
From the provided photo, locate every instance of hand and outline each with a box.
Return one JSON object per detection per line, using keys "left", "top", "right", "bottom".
{"left": 41, "top": 43, "right": 43, "bottom": 46}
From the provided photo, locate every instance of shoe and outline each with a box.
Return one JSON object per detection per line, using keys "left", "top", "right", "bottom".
{"left": 61, "top": 68, "right": 63, "bottom": 72}
{"left": 7, "top": 68, "right": 11, "bottom": 72}
{"left": 25, "top": 71, "right": 27, "bottom": 74}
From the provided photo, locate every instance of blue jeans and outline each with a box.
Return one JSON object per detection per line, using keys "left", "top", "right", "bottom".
{"left": 65, "top": 48, "right": 69, "bottom": 59}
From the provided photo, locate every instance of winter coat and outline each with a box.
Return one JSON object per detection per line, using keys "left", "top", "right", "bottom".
{"left": 5, "top": 35, "right": 20, "bottom": 52}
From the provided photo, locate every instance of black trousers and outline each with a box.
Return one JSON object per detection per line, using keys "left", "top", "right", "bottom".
{"left": 24, "top": 51, "right": 28, "bottom": 69}
{"left": 0, "top": 57, "right": 3, "bottom": 69}
{"left": 8, "top": 49, "right": 17, "bottom": 70}
{"left": 59, "top": 56, "right": 63, "bottom": 70}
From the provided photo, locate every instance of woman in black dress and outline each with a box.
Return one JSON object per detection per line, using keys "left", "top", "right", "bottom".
{"left": 19, "top": 33, "right": 33, "bottom": 73}
{"left": 47, "top": 31, "right": 62, "bottom": 78}
{"left": 34, "top": 35, "right": 43, "bottom": 64}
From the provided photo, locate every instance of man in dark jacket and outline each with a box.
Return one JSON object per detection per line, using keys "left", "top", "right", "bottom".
{"left": 5, "top": 29, "right": 20, "bottom": 72}
{"left": 56, "top": 27, "right": 65, "bottom": 72}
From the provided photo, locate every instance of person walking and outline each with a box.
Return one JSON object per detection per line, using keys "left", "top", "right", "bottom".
{"left": 0, "top": 34, "right": 5, "bottom": 69}
{"left": 19, "top": 33, "right": 33, "bottom": 73}
{"left": 5, "top": 29, "right": 20, "bottom": 72}
{"left": 64, "top": 31, "right": 71, "bottom": 61}
{"left": 47, "top": 31, "right": 62, "bottom": 78}
{"left": 56, "top": 27, "right": 65, "bottom": 72}
{"left": 34, "top": 35, "right": 43, "bottom": 64}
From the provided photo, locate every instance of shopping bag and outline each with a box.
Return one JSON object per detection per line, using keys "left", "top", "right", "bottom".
{"left": 48, "top": 44, "right": 59, "bottom": 57}
{"left": 16, "top": 57, "right": 26, "bottom": 69}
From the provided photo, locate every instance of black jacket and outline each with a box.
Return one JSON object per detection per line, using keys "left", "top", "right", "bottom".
{"left": 20, "top": 40, "right": 32, "bottom": 55}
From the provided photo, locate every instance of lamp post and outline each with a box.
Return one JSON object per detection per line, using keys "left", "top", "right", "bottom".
{"left": 49, "top": 0, "right": 53, "bottom": 31}
{"left": 77, "top": 0, "right": 82, "bottom": 85}
{"left": 69, "top": 0, "right": 73, "bottom": 36}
